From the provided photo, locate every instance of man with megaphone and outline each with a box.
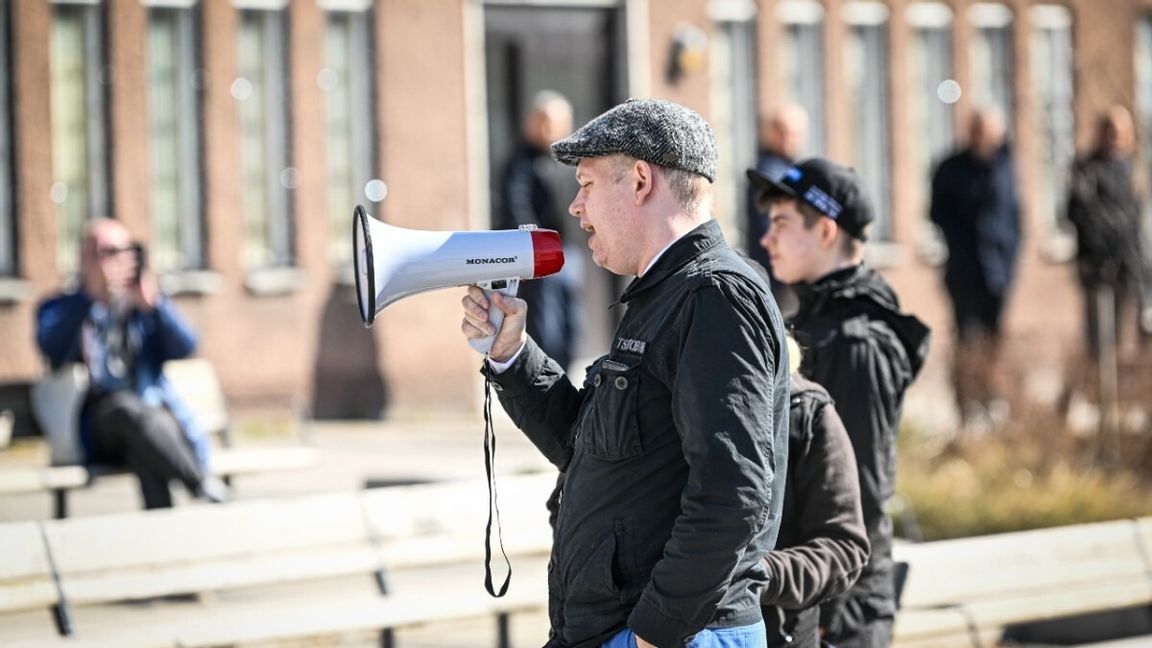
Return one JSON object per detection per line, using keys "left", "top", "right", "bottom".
{"left": 462, "top": 99, "right": 790, "bottom": 648}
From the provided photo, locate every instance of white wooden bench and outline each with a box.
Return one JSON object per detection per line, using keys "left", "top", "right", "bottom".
{"left": 892, "top": 517, "right": 1152, "bottom": 647}
{"left": 3, "top": 358, "right": 317, "bottom": 518}
{"left": 0, "top": 472, "right": 557, "bottom": 647}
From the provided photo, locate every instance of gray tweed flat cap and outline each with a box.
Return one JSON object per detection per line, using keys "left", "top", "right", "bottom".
{"left": 551, "top": 99, "right": 717, "bottom": 182}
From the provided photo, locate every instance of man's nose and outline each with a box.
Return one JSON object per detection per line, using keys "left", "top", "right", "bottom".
{"left": 568, "top": 196, "right": 582, "bottom": 217}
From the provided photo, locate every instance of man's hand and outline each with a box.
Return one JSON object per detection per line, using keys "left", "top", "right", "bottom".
{"left": 634, "top": 636, "right": 656, "bottom": 648}
{"left": 128, "top": 272, "right": 160, "bottom": 311}
{"left": 460, "top": 286, "right": 527, "bottom": 362}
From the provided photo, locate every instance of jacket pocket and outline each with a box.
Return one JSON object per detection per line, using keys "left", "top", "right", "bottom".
{"left": 566, "top": 518, "right": 639, "bottom": 606}
{"left": 581, "top": 357, "right": 643, "bottom": 461}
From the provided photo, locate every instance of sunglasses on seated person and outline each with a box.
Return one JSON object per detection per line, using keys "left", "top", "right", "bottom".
{"left": 96, "top": 244, "right": 138, "bottom": 260}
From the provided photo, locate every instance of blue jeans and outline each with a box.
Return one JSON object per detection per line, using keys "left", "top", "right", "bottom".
{"left": 602, "top": 621, "right": 766, "bottom": 648}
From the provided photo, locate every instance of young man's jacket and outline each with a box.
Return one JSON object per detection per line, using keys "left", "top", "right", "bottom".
{"left": 762, "top": 374, "right": 870, "bottom": 647}
{"left": 486, "top": 220, "right": 790, "bottom": 648}
{"left": 35, "top": 290, "right": 209, "bottom": 469}
{"left": 789, "top": 265, "right": 929, "bottom": 636}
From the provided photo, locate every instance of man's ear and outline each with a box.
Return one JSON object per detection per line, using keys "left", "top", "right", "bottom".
{"left": 632, "top": 160, "right": 654, "bottom": 206}
{"left": 817, "top": 217, "right": 841, "bottom": 250}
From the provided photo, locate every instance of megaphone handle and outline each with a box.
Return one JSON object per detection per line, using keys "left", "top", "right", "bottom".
{"left": 469, "top": 278, "right": 520, "bottom": 355}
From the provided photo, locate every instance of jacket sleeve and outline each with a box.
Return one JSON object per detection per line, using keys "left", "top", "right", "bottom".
{"left": 36, "top": 294, "right": 94, "bottom": 368}
{"left": 761, "top": 401, "right": 870, "bottom": 610}
{"left": 485, "top": 337, "right": 586, "bottom": 470}
{"left": 928, "top": 159, "right": 951, "bottom": 230}
{"left": 501, "top": 156, "right": 540, "bottom": 230}
{"left": 147, "top": 298, "right": 199, "bottom": 362}
{"left": 1066, "top": 160, "right": 1096, "bottom": 241}
{"left": 628, "top": 283, "right": 782, "bottom": 647}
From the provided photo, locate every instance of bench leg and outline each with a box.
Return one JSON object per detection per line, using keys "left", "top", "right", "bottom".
{"left": 496, "top": 612, "right": 511, "bottom": 648}
{"left": 379, "top": 628, "right": 395, "bottom": 648}
{"left": 53, "top": 489, "right": 68, "bottom": 519}
{"left": 375, "top": 568, "right": 390, "bottom": 595}
{"left": 51, "top": 601, "right": 74, "bottom": 636}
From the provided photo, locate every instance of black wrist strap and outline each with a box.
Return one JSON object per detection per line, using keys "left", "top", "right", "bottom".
{"left": 483, "top": 371, "right": 511, "bottom": 598}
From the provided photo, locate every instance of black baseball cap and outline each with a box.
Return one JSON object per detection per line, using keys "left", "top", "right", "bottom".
{"left": 746, "top": 158, "right": 874, "bottom": 241}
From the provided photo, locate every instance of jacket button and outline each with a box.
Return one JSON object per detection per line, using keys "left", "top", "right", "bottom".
{"left": 594, "top": 374, "right": 603, "bottom": 387}
{"left": 614, "top": 376, "right": 628, "bottom": 390}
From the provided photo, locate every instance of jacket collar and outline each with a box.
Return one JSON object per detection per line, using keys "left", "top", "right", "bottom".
{"left": 619, "top": 219, "right": 725, "bottom": 304}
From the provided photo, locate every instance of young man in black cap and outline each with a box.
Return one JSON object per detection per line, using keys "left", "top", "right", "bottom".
{"left": 462, "top": 99, "right": 790, "bottom": 648}
{"left": 748, "top": 159, "right": 930, "bottom": 648}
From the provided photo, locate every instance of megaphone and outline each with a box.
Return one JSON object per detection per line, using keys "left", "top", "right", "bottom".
{"left": 352, "top": 205, "right": 565, "bottom": 353}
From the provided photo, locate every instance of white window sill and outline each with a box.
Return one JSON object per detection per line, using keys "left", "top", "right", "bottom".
{"left": 0, "top": 278, "right": 32, "bottom": 305}
{"left": 159, "top": 270, "right": 224, "bottom": 297}
{"left": 245, "top": 267, "right": 308, "bottom": 296}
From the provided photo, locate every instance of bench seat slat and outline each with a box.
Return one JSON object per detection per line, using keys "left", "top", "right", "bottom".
{"left": 173, "top": 586, "right": 548, "bottom": 648}
{"left": 44, "top": 493, "right": 366, "bottom": 574}
{"left": 895, "top": 519, "right": 1145, "bottom": 608}
{"left": 0, "top": 522, "right": 59, "bottom": 614}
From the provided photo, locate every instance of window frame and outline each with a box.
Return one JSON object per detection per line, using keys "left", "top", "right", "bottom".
{"left": 49, "top": 0, "right": 112, "bottom": 277}
{"left": 967, "top": 2, "right": 1016, "bottom": 122}
{"left": 843, "top": 1, "right": 893, "bottom": 242}
{"left": 322, "top": 5, "right": 379, "bottom": 270}
{"left": 1029, "top": 3, "right": 1076, "bottom": 259}
{"left": 236, "top": 4, "right": 294, "bottom": 272}
{"left": 906, "top": 1, "right": 957, "bottom": 263}
{"left": 775, "top": 0, "right": 827, "bottom": 156}
{"left": 0, "top": 0, "right": 15, "bottom": 278}
{"left": 1136, "top": 15, "right": 1152, "bottom": 244}
{"left": 147, "top": 1, "right": 207, "bottom": 274}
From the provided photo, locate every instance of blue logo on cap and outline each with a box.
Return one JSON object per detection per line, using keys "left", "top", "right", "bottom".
{"left": 784, "top": 167, "right": 803, "bottom": 183}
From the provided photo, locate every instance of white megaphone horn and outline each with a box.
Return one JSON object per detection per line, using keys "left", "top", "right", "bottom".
{"left": 352, "top": 205, "right": 565, "bottom": 353}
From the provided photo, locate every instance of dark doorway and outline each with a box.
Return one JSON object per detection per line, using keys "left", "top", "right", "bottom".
{"left": 484, "top": 3, "right": 626, "bottom": 369}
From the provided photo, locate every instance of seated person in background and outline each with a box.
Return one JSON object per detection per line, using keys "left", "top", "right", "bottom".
{"left": 35, "top": 218, "right": 226, "bottom": 509}
{"left": 762, "top": 335, "right": 870, "bottom": 647}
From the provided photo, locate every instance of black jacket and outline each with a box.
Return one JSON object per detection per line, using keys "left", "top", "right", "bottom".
{"left": 1067, "top": 150, "right": 1146, "bottom": 288}
{"left": 488, "top": 220, "right": 790, "bottom": 648}
{"left": 762, "top": 375, "right": 870, "bottom": 647}
{"left": 930, "top": 146, "right": 1021, "bottom": 297}
{"left": 495, "top": 144, "right": 569, "bottom": 232}
{"left": 789, "top": 266, "right": 929, "bottom": 635}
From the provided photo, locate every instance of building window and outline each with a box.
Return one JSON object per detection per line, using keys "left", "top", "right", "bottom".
{"left": 968, "top": 3, "right": 1015, "bottom": 121}
{"left": 844, "top": 2, "right": 892, "bottom": 240}
{"left": 906, "top": 3, "right": 956, "bottom": 213}
{"left": 148, "top": 3, "right": 205, "bottom": 273}
{"left": 236, "top": 5, "right": 292, "bottom": 268}
{"left": 322, "top": 5, "right": 378, "bottom": 268}
{"left": 1030, "top": 5, "right": 1075, "bottom": 238}
{"left": 0, "top": 0, "right": 14, "bottom": 277}
{"left": 1137, "top": 16, "right": 1152, "bottom": 240}
{"left": 776, "top": 0, "right": 826, "bottom": 155}
{"left": 710, "top": 0, "right": 758, "bottom": 242}
{"left": 50, "top": 0, "right": 111, "bottom": 276}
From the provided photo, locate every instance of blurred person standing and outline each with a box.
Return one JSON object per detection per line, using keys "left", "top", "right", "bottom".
{"left": 495, "top": 90, "right": 581, "bottom": 372}
{"left": 746, "top": 104, "right": 809, "bottom": 316}
{"left": 36, "top": 218, "right": 226, "bottom": 509}
{"left": 465, "top": 99, "right": 789, "bottom": 648}
{"left": 1067, "top": 104, "right": 1152, "bottom": 359}
{"left": 929, "top": 107, "right": 1021, "bottom": 428}
{"left": 750, "top": 158, "right": 930, "bottom": 648}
